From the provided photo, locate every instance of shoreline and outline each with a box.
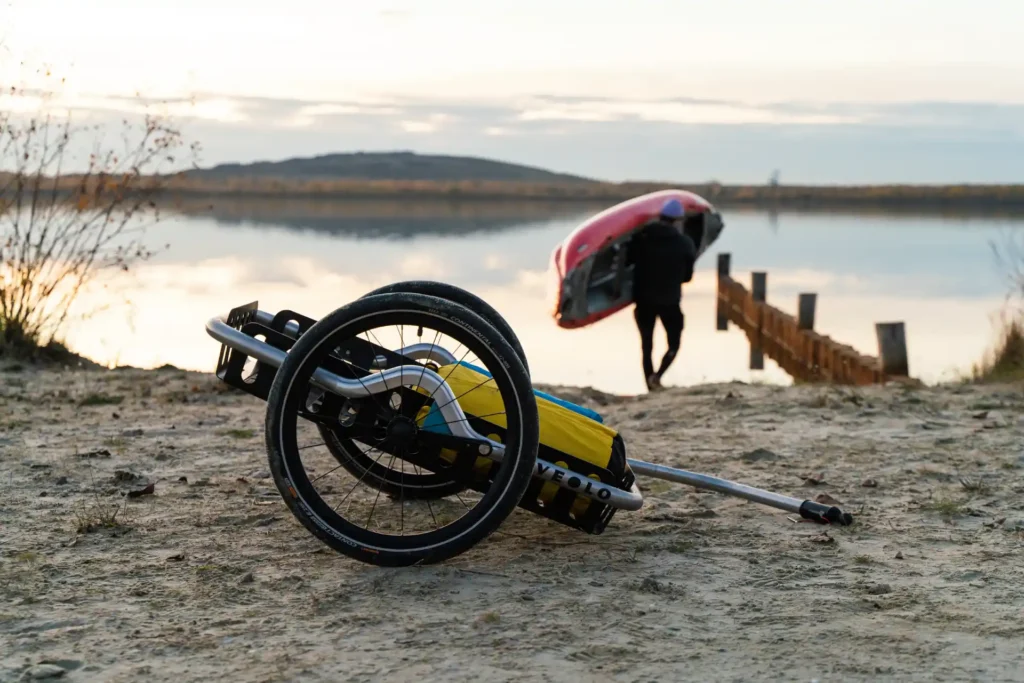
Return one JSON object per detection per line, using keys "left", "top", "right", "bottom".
{"left": 162, "top": 193, "right": 1024, "bottom": 222}
{"left": 9, "top": 171, "right": 1024, "bottom": 215}
{"left": 151, "top": 178, "right": 1024, "bottom": 215}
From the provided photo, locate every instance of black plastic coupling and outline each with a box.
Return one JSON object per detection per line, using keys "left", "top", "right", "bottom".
{"left": 799, "top": 500, "right": 854, "bottom": 526}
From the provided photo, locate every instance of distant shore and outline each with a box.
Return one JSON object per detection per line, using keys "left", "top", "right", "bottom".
{"left": 8, "top": 171, "right": 1024, "bottom": 215}
{"left": 152, "top": 176, "right": 1024, "bottom": 214}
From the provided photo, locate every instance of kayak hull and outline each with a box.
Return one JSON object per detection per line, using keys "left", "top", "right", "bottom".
{"left": 548, "top": 189, "right": 724, "bottom": 329}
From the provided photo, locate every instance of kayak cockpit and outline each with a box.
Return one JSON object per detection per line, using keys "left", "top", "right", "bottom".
{"left": 553, "top": 192, "right": 725, "bottom": 328}
{"left": 566, "top": 210, "right": 714, "bottom": 317}
{"left": 580, "top": 235, "right": 636, "bottom": 315}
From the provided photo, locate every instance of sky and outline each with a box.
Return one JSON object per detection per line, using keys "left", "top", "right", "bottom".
{"left": 3, "top": 0, "right": 1024, "bottom": 183}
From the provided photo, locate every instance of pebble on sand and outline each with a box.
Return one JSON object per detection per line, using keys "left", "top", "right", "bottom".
{"left": 21, "top": 663, "right": 67, "bottom": 680}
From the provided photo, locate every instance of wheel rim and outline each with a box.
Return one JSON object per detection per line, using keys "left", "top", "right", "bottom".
{"left": 270, "top": 302, "right": 535, "bottom": 552}
{"left": 318, "top": 423, "right": 467, "bottom": 498}
{"left": 360, "top": 280, "right": 530, "bottom": 374}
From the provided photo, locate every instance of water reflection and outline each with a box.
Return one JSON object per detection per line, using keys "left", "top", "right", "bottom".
{"left": 171, "top": 197, "right": 609, "bottom": 240}
{"left": 60, "top": 201, "right": 1022, "bottom": 395}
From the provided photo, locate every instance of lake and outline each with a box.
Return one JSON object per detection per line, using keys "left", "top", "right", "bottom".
{"left": 61, "top": 199, "right": 1023, "bottom": 395}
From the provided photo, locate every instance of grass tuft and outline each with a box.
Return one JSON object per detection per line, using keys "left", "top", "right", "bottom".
{"left": 922, "top": 494, "right": 968, "bottom": 518}
{"left": 970, "top": 313, "right": 1024, "bottom": 383}
{"left": 72, "top": 495, "right": 131, "bottom": 534}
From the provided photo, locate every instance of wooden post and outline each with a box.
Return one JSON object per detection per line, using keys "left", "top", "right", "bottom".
{"left": 875, "top": 322, "right": 909, "bottom": 377}
{"left": 797, "top": 293, "right": 816, "bottom": 330}
{"left": 716, "top": 253, "right": 731, "bottom": 331}
{"left": 717, "top": 253, "right": 731, "bottom": 278}
{"left": 750, "top": 271, "right": 766, "bottom": 370}
{"left": 751, "top": 272, "right": 767, "bottom": 302}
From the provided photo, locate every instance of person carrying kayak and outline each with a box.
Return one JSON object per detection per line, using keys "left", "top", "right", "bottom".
{"left": 627, "top": 197, "right": 698, "bottom": 392}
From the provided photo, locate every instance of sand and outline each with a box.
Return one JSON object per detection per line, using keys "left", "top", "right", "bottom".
{"left": 2, "top": 364, "right": 1023, "bottom": 682}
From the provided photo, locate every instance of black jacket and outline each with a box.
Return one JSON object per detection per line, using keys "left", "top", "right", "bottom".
{"left": 629, "top": 219, "right": 698, "bottom": 306}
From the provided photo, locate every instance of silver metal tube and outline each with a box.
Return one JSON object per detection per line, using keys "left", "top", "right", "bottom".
{"left": 206, "top": 315, "right": 644, "bottom": 511}
{"left": 626, "top": 459, "right": 804, "bottom": 514}
{"left": 527, "top": 458, "right": 643, "bottom": 511}
{"left": 228, "top": 312, "right": 808, "bottom": 517}
{"left": 207, "top": 316, "right": 487, "bottom": 445}
{"left": 252, "top": 310, "right": 458, "bottom": 366}
{"left": 253, "top": 309, "right": 301, "bottom": 337}
{"left": 394, "top": 343, "right": 459, "bottom": 365}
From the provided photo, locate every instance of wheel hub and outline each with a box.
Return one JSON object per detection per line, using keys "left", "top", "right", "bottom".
{"left": 385, "top": 415, "right": 419, "bottom": 450}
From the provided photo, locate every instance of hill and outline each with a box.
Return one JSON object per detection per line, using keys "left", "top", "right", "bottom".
{"left": 13, "top": 148, "right": 1024, "bottom": 212}
{"left": 184, "top": 151, "right": 597, "bottom": 184}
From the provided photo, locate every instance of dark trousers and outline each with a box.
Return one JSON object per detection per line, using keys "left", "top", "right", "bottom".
{"left": 633, "top": 300, "right": 684, "bottom": 381}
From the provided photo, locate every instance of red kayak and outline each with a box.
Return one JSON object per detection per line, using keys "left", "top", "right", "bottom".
{"left": 548, "top": 189, "right": 725, "bottom": 329}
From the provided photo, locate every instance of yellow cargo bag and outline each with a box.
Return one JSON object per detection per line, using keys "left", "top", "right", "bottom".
{"left": 415, "top": 362, "right": 623, "bottom": 519}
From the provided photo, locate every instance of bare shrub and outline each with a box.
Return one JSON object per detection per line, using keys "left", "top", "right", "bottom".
{"left": 0, "top": 67, "right": 200, "bottom": 360}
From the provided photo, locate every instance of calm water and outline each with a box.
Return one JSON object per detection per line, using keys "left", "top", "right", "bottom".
{"left": 63, "top": 201, "right": 1023, "bottom": 395}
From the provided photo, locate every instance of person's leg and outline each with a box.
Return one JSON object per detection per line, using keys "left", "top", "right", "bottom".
{"left": 654, "top": 302, "right": 684, "bottom": 379}
{"left": 633, "top": 302, "right": 657, "bottom": 388}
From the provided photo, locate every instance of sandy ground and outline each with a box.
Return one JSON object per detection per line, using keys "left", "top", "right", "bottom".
{"left": 2, "top": 364, "right": 1023, "bottom": 682}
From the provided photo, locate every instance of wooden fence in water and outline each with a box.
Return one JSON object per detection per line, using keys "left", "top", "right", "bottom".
{"left": 714, "top": 253, "right": 912, "bottom": 385}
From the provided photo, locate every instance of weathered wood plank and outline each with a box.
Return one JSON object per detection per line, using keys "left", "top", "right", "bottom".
{"left": 715, "top": 253, "right": 911, "bottom": 385}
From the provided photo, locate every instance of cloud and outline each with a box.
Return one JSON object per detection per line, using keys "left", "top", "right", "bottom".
{"left": 377, "top": 8, "right": 413, "bottom": 19}
{"left": 398, "top": 113, "right": 456, "bottom": 134}
{"left": 4, "top": 88, "right": 1024, "bottom": 183}
{"left": 10, "top": 87, "right": 1024, "bottom": 135}
{"left": 517, "top": 100, "right": 859, "bottom": 126}
{"left": 484, "top": 126, "right": 516, "bottom": 137}
{"left": 281, "top": 102, "right": 402, "bottom": 128}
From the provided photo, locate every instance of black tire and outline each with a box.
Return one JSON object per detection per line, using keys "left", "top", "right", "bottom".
{"left": 315, "top": 279, "right": 528, "bottom": 500}
{"left": 265, "top": 292, "right": 540, "bottom": 567}
{"left": 360, "top": 280, "right": 529, "bottom": 374}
